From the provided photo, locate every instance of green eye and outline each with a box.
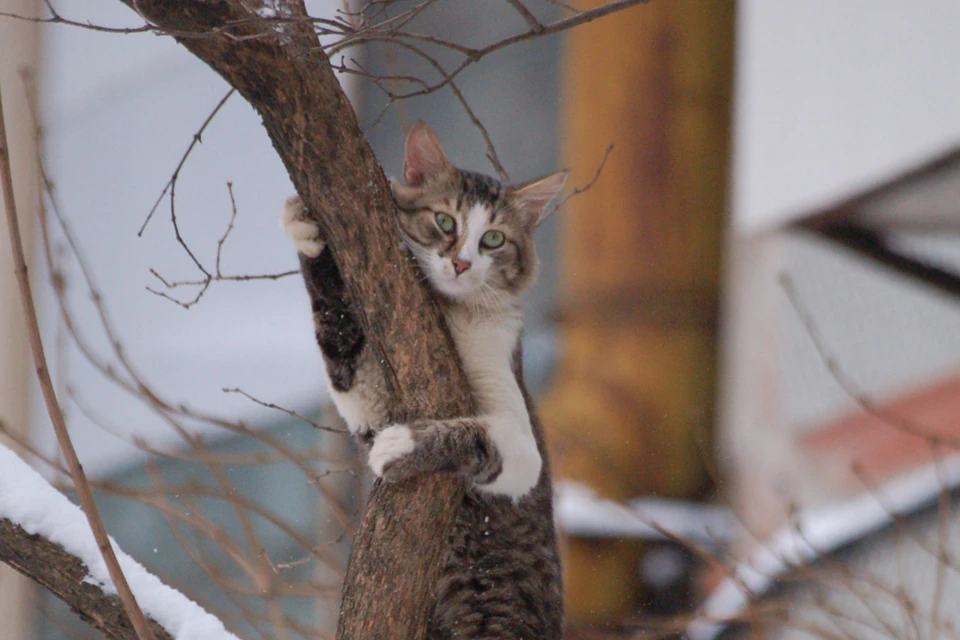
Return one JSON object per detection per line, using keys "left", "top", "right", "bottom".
{"left": 480, "top": 230, "right": 505, "bottom": 249}
{"left": 435, "top": 212, "right": 455, "bottom": 234}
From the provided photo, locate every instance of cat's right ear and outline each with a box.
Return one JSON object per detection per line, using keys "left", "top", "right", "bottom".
{"left": 403, "top": 121, "right": 451, "bottom": 186}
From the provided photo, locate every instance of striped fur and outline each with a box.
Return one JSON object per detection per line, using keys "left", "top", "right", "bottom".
{"left": 282, "top": 121, "right": 565, "bottom": 638}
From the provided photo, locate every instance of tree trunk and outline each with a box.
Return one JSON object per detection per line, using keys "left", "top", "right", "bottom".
{"left": 114, "top": 2, "right": 476, "bottom": 638}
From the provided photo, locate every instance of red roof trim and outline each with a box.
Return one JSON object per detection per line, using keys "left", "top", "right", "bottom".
{"left": 801, "top": 374, "right": 960, "bottom": 487}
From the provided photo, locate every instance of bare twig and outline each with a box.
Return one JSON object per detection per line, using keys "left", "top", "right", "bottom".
{"left": 549, "top": 142, "right": 614, "bottom": 216}
{"left": 0, "top": 8, "right": 152, "bottom": 34}
{"left": 138, "top": 89, "right": 235, "bottom": 237}
{"left": 325, "top": 0, "right": 653, "bottom": 99}
{"left": 0, "top": 82, "right": 157, "bottom": 640}
{"left": 216, "top": 181, "right": 238, "bottom": 275}
{"left": 145, "top": 181, "right": 298, "bottom": 308}
{"left": 365, "top": 37, "right": 511, "bottom": 178}
{"left": 222, "top": 387, "right": 346, "bottom": 434}
{"left": 504, "top": 0, "right": 543, "bottom": 32}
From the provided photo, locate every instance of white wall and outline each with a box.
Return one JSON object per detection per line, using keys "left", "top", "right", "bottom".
{"left": 734, "top": 0, "right": 960, "bottom": 232}
{"left": 722, "top": 1, "right": 960, "bottom": 530}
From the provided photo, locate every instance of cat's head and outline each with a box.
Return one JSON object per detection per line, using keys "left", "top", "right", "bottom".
{"left": 391, "top": 121, "right": 565, "bottom": 307}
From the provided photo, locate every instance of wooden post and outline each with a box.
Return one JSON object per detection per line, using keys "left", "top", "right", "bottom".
{"left": 540, "top": 0, "right": 735, "bottom": 623}
{"left": 0, "top": 1, "right": 40, "bottom": 637}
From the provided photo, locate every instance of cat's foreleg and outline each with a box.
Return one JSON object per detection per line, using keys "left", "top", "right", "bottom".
{"left": 282, "top": 196, "right": 390, "bottom": 436}
{"left": 369, "top": 415, "right": 542, "bottom": 500}
{"left": 281, "top": 195, "right": 326, "bottom": 258}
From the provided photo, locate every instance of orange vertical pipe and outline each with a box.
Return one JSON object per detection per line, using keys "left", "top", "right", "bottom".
{"left": 541, "top": 0, "right": 735, "bottom": 624}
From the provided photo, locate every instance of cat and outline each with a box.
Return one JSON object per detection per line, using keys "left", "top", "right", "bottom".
{"left": 282, "top": 121, "right": 565, "bottom": 639}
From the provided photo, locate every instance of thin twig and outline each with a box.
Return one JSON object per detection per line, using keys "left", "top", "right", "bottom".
{"left": 448, "top": 80, "right": 509, "bottom": 181}
{"left": 148, "top": 268, "right": 299, "bottom": 289}
{"left": 504, "top": 0, "right": 543, "bottom": 32}
{"left": 371, "top": 38, "right": 510, "bottom": 178}
{"left": 325, "top": 0, "right": 653, "bottom": 99}
{"left": 0, "top": 8, "right": 153, "bottom": 33}
{"left": 781, "top": 274, "right": 960, "bottom": 449}
{"left": 222, "top": 387, "right": 347, "bottom": 434}
{"left": 0, "top": 81, "right": 157, "bottom": 640}
{"left": 543, "top": 142, "right": 614, "bottom": 221}
{"left": 216, "top": 181, "right": 238, "bottom": 275}
{"left": 145, "top": 178, "right": 298, "bottom": 308}
{"left": 145, "top": 183, "right": 297, "bottom": 307}
{"left": 138, "top": 88, "right": 235, "bottom": 237}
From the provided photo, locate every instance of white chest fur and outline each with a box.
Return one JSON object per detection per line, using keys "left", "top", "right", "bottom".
{"left": 446, "top": 306, "right": 542, "bottom": 499}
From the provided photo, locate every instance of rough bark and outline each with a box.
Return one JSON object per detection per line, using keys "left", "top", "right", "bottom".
{"left": 115, "top": 2, "right": 473, "bottom": 639}
{"left": 0, "top": 518, "right": 174, "bottom": 640}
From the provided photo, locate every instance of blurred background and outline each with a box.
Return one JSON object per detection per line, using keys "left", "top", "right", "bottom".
{"left": 2, "top": 0, "right": 960, "bottom": 638}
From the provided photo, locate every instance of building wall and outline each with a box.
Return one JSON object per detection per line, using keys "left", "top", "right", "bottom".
{"left": 734, "top": 0, "right": 960, "bottom": 232}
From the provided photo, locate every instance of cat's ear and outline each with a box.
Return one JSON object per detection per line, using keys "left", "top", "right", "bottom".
{"left": 403, "top": 121, "right": 451, "bottom": 186}
{"left": 510, "top": 170, "right": 567, "bottom": 228}
{"left": 389, "top": 177, "right": 419, "bottom": 208}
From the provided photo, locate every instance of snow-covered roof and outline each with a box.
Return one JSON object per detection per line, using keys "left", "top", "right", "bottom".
{"left": 687, "top": 454, "right": 960, "bottom": 640}
{"left": 556, "top": 481, "right": 737, "bottom": 549}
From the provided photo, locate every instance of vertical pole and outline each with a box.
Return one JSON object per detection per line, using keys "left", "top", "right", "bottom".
{"left": 541, "top": 0, "right": 735, "bottom": 623}
{"left": 0, "top": 1, "right": 40, "bottom": 638}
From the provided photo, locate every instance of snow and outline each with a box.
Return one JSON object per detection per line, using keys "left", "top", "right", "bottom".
{"left": 687, "top": 454, "right": 960, "bottom": 640}
{"left": 555, "top": 481, "right": 737, "bottom": 549}
{"left": 0, "top": 443, "right": 240, "bottom": 640}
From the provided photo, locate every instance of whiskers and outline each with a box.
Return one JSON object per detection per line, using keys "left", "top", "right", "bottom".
{"left": 467, "top": 282, "right": 515, "bottom": 317}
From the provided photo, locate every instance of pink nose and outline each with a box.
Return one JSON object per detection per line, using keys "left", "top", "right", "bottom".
{"left": 452, "top": 257, "right": 471, "bottom": 275}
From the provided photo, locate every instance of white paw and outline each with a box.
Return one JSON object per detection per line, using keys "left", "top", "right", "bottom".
{"left": 477, "top": 416, "right": 542, "bottom": 500}
{"left": 280, "top": 195, "right": 325, "bottom": 258}
{"left": 368, "top": 425, "right": 415, "bottom": 477}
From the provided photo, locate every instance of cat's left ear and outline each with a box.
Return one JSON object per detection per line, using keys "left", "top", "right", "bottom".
{"left": 510, "top": 170, "right": 567, "bottom": 229}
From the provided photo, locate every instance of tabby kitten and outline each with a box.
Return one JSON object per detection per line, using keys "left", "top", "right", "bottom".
{"left": 283, "top": 121, "right": 565, "bottom": 639}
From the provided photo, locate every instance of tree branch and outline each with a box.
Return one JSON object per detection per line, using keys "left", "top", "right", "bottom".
{"left": 0, "top": 435, "right": 240, "bottom": 640}
{"left": 113, "top": 1, "right": 475, "bottom": 638}
{"left": 0, "top": 518, "right": 174, "bottom": 640}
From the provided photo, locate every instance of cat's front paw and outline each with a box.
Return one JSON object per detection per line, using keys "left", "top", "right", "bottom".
{"left": 281, "top": 195, "right": 325, "bottom": 258}
{"left": 368, "top": 424, "right": 417, "bottom": 481}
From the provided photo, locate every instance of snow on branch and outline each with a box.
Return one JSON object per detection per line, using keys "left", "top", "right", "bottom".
{"left": 0, "top": 443, "right": 239, "bottom": 640}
